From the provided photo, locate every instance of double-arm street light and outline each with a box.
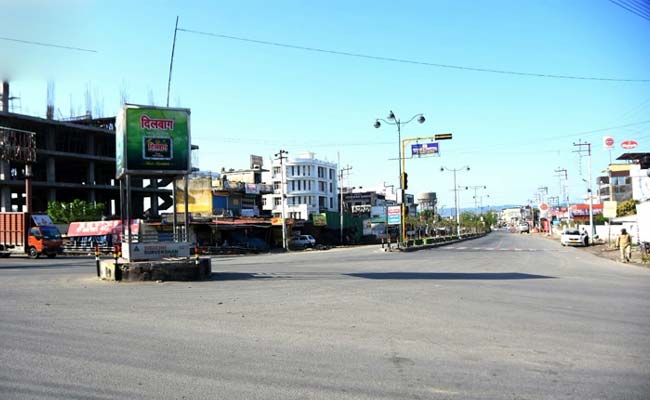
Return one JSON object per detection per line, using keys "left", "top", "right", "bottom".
{"left": 374, "top": 111, "right": 425, "bottom": 243}
{"left": 441, "top": 166, "right": 470, "bottom": 238}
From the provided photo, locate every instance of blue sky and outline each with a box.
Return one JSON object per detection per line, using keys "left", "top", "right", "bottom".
{"left": 2, "top": 0, "right": 649, "bottom": 210}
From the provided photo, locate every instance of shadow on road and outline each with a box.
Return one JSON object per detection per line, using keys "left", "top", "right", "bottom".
{"left": 345, "top": 272, "right": 555, "bottom": 280}
{"left": 211, "top": 272, "right": 275, "bottom": 281}
{"left": 209, "top": 271, "right": 556, "bottom": 281}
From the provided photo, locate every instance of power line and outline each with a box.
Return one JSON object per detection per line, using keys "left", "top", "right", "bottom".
{"left": 625, "top": 0, "right": 650, "bottom": 17}
{"left": 0, "top": 36, "right": 97, "bottom": 53}
{"left": 608, "top": 0, "right": 650, "bottom": 21}
{"left": 177, "top": 28, "right": 650, "bottom": 83}
{"left": 462, "top": 119, "right": 650, "bottom": 152}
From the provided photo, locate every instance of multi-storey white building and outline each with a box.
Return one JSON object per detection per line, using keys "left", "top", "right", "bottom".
{"left": 262, "top": 152, "right": 338, "bottom": 220}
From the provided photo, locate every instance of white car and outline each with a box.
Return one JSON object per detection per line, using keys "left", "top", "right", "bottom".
{"left": 560, "top": 229, "right": 588, "bottom": 246}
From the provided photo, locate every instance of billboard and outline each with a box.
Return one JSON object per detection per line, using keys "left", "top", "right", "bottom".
{"left": 411, "top": 142, "right": 439, "bottom": 157}
{"left": 312, "top": 213, "right": 327, "bottom": 226}
{"left": 116, "top": 104, "right": 191, "bottom": 178}
{"left": 387, "top": 206, "right": 401, "bottom": 225}
{"left": 250, "top": 155, "right": 264, "bottom": 169}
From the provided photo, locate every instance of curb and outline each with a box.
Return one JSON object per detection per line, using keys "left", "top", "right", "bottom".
{"left": 401, "top": 233, "right": 489, "bottom": 252}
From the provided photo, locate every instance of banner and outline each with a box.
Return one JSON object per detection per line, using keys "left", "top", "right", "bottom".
{"left": 116, "top": 105, "right": 191, "bottom": 178}
{"left": 245, "top": 183, "right": 260, "bottom": 194}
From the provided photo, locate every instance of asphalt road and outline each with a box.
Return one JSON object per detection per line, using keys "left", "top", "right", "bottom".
{"left": 1, "top": 231, "right": 649, "bottom": 399}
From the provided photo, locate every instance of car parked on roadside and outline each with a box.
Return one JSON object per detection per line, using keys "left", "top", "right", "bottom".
{"left": 517, "top": 222, "right": 529, "bottom": 234}
{"left": 560, "top": 229, "right": 588, "bottom": 246}
{"left": 289, "top": 235, "right": 316, "bottom": 250}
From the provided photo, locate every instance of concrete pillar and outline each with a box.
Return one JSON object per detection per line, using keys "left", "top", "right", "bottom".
{"left": 47, "top": 158, "right": 56, "bottom": 182}
{"left": 150, "top": 178, "right": 159, "bottom": 216}
{"left": 0, "top": 161, "right": 11, "bottom": 212}
{"left": 87, "top": 161, "right": 95, "bottom": 185}
{"left": 48, "top": 189, "right": 56, "bottom": 203}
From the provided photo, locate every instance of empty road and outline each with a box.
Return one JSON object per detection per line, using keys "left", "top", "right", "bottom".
{"left": 1, "top": 231, "right": 649, "bottom": 399}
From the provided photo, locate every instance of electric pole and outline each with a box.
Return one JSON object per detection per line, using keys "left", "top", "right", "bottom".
{"left": 573, "top": 141, "right": 594, "bottom": 242}
{"left": 554, "top": 167, "right": 569, "bottom": 224}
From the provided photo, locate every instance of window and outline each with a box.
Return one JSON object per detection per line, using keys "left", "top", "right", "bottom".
{"left": 274, "top": 198, "right": 281, "bottom": 206}
{"left": 329, "top": 182, "right": 333, "bottom": 193}
{"left": 330, "top": 197, "right": 333, "bottom": 208}
{"left": 273, "top": 166, "right": 281, "bottom": 175}
{"left": 273, "top": 182, "right": 280, "bottom": 190}
{"left": 330, "top": 168, "right": 335, "bottom": 179}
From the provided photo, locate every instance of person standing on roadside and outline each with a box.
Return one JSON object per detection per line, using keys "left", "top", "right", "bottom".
{"left": 616, "top": 228, "right": 632, "bottom": 263}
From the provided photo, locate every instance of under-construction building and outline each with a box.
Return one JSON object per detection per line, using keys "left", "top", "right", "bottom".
{"left": 0, "top": 100, "right": 173, "bottom": 216}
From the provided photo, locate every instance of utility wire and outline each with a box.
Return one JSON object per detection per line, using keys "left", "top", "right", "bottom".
{"left": 0, "top": 36, "right": 97, "bottom": 53}
{"left": 459, "top": 119, "right": 650, "bottom": 153}
{"left": 608, "top": 0, "right": 650, "bottom": 21}
{"left": 619, "top": 0, "right": 650, "bottom": 17}
{"left": 177, "top": 28, "right": 650, "bottom": 83}
{"left": 624, "top": 0, "right": 650, "bottom": 17}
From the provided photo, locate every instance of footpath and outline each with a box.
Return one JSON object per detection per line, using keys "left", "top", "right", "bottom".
{"left": 539, "top": 232, "right": 648, "bottom": 267}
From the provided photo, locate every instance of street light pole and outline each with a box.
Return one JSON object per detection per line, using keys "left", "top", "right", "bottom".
{"left": 441, "top": 166, "right": 470, "bottom": 238}
{"left": 339, "top": 165, "right": 352, "bottom": 245}
{"left": 465, "top": 185, "right": 486, "bottom": 214}
{"left": 374, "top": 111, "right": 425, "bottom": 244}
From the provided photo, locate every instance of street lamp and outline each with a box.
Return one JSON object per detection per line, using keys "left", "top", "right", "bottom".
{"left": 440, "top": 166, "right": 470, "bottom": 238}
{"left": 374, "top": 110, "right": 425, "bottom": 244}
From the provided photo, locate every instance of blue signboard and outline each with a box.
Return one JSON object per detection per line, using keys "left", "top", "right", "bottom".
{"left": 411, "top": 142, "right": 439, "bottom": 157}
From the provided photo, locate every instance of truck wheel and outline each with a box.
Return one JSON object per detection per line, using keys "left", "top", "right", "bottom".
{"left": 28, "top": 247, "right": 40, "bottom": 259}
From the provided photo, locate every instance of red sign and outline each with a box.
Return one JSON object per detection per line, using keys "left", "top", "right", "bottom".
{"left": 603, "top": 136, "right": 614, "bottom": 149}
{"left": 621, "top": 140, "right": 638, "bottom": 150}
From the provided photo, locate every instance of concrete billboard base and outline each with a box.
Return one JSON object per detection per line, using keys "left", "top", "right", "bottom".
{"left": 100, "top": 258, "right": 211, "bottom": 282}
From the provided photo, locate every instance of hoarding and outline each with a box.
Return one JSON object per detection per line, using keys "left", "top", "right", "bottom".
{"left": 387, "top": 206, "right": 401, "bottom": 225}
{"left": 250, "top": 155, "right": 264, "bottom": 169}
{"left": 312, "top": 213, "right": 327, "bottom": 226}
{"left": 603, "top": 201, "right": 617, "bottom": 218}
{"left": 411, "top": 142, "right": 439, "bottom": 157}
{"left": 116, "top": 104, "right": 191, "bottom": 178}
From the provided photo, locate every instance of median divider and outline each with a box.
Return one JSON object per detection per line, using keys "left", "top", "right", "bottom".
{"left": 401, "top": 232, "right": 489, "bottom": 252}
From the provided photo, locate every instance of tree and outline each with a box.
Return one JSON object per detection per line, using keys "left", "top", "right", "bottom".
{"left": 616, "top": 199, "right": 637, "bottom": 217}
{"left": 47, "top": 200, "right": 105, "bottom": 224}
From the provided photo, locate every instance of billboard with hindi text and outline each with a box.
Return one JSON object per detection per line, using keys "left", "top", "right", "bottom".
{"left": 116, "top": 104, "right": 191, "bottom": 178}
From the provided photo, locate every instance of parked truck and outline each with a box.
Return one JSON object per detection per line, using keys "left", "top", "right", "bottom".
{"left": 0, "top": 213, "right": 63, "bottom": 258}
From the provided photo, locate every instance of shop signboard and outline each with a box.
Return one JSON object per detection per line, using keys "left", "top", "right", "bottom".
{"left": 116, "top": 104, "right": 191, "bottom": 178}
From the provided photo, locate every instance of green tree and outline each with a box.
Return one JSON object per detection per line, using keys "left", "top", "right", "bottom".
{"left": 616, "top": 199, "right": 637, "bottom": 217}
{"left": 47, "top": 200, "right": 105, "bottom": 224}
